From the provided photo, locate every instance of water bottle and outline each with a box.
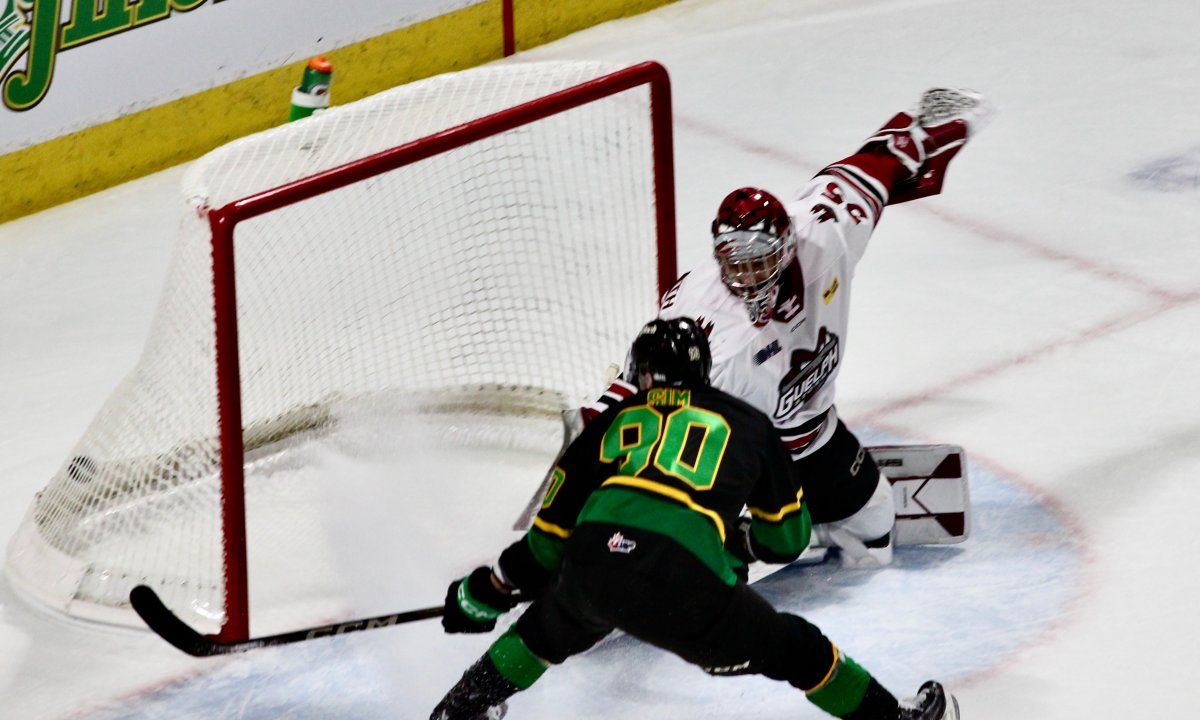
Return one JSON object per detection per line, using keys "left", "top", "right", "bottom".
{"left": 289, "top": 56, "right": 332, "bottom": 122}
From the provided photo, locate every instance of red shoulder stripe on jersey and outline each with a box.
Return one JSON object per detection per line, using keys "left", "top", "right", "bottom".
{"left": 829, "top": 164, "right": 886, "bottom": 212}
{"left": 823, "top": 166, "right": 884, "bottom": 222}
{"left": 581, "top": 379, "right": 638, "bottom": 426}
{"left": 827, "top": 150, "right": 908, "bottom": 199}
{"left": 605, "top": 379, "right": 637, "bottom": 400}
{"left": 660, "top": 271, "right": 690, "bottom": 311}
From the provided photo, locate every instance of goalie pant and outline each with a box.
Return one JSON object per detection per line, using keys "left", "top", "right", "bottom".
{"left": 433, "top": 524, "right": 903, "bottom": 720}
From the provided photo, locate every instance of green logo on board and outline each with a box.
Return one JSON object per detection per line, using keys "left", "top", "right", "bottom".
{"left": 2, "top": 0, "right": 226, "bottom": 112}
{"left": 0, "top": 2, "right": 33, "bottom": 89}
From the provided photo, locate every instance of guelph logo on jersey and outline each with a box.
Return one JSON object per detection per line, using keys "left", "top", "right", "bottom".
{"left": 775, "top": 329, "right": 839, "bottom": 418}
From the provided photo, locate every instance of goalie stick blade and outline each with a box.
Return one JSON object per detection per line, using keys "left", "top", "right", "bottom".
{"left": 132, "top": 585, "right": 459, "bottom": 656}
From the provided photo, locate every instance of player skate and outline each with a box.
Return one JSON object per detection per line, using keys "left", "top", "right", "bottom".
{"left": 429, "top": 658, "right": 514, "bottom": 720}
{"left": 899, "top": 680, "right": 961, "bottom": 720}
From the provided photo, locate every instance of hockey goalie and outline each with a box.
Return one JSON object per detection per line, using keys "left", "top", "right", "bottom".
{"left": 579, "top": 87, "right": 989, "bottom": 566}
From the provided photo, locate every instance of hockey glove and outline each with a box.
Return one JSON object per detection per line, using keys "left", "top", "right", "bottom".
{"left": 442, "top": 566, "right": 519, "bottom": 634}
{"left": 860, "top": 88, "right": 992, "bottom": 204}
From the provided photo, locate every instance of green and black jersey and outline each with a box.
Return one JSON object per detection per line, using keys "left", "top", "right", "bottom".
{"left": 498, "top": 384, "right": 812, "bottom": 589}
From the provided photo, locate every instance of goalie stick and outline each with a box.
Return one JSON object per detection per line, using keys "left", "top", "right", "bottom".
{"left": 130, "top": 585, "right": 446, "bottom": 657}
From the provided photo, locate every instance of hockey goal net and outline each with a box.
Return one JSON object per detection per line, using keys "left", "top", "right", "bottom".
{"left": 7, "top": 60, "right": 675, "bottom": 640}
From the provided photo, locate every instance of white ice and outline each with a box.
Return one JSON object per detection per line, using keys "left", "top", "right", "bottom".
{"left": 2, "top": 0, "right": 1199, "bottom": 718}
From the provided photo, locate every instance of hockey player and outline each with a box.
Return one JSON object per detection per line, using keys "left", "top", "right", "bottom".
{"left": 585, "top": 88, "right": 990, "bottom": 565}
{"left": 431, "top": 317, "right": 960, "bottom": 720}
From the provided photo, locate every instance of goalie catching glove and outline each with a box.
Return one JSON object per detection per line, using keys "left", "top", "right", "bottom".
{"left": 860, "top": 87, "right": 993, "bottom": 204}
{"left": 442, "top": 566, "right": 519, "bottom": 634}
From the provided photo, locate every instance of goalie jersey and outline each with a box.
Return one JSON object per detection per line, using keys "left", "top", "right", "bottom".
{"left": 658, "top": 152, "right": 905, "bottom": 460}
{"left": 497, "top": 384, "right": 810, "bottom": 590}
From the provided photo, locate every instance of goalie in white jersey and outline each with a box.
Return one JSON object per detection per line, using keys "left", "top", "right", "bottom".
{"left": 591, "top": 88, "right": 991, "bottom": 565}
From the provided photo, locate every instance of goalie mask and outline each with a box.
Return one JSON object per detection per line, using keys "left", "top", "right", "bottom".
{"left": 711, "top": 187, "right": 795, "bottom": 325}
{"left": 625, "top": 317, "right": 712, "bottom": 390}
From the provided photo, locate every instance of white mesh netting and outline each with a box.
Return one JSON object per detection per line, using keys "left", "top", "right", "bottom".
{"left": 6, "top": 61, "right": 666, "bottom": 634}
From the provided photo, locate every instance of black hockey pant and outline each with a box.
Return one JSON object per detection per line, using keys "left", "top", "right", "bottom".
{"left": 794, "top": 418, "right": 882, "bottom": 525}
{"left": 514, "top": 523, "right": 839, "bottom": 690}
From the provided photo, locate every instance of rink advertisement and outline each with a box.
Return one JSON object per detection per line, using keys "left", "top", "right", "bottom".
{"left": 0, "top": 0, "right": 676, "bottom": 223}
{"left": 2, "top": 0, "right": 233, "bottom": 112}
{"left": 0, "top": 0, "right": 479, "bottom": 131}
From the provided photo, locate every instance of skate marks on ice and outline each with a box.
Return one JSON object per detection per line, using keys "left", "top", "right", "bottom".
{"left": 68, "top": 428, "right": 1084, "bottom": 720}
{"left": 1127, "top": 146, "right": 1200, "bottom": 193}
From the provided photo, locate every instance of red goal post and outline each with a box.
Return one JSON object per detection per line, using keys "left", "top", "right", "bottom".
{"left": 211, "top": 60, "right": 677, "bottom": 641}
{"left": 6, "top": 60, "right": 677, "bottom": 643}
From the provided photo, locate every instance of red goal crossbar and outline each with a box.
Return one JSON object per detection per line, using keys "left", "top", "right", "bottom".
{"left": 207, "top": 61, "right": 676, "bottom": 641}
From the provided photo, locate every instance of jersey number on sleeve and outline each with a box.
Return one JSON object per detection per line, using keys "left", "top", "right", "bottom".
{"left": 599, "top": 405, "right": 731, "bottom": 490}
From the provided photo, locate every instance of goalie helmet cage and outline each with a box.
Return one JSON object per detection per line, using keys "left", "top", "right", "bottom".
{"left": 6, "top": 60, "right": 676, "bottom": 642}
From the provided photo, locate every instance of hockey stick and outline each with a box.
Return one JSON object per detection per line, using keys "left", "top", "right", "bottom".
{"left": 512, "top": 410, "right": 576, "bottom": 530}
{"left": 130, "top": 585, "right": 444, "bottom": 657}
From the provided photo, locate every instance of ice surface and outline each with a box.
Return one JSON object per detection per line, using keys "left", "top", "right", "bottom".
{"left": 2, "top": 0, "right": 1199, "bottom": 718}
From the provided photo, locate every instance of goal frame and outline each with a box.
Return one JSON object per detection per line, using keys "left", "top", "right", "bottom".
{"left": 208, "top": 61, "right": 677, "bottom": 641}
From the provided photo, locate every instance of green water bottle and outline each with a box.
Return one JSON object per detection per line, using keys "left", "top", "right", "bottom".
{"left": 289, "top": 56, "right": 332, "bottom": 121}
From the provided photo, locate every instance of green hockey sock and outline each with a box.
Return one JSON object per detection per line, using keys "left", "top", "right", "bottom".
{"left": 806, "top": 652, "right": 875, "bottom": 717}
{"left": 487, "top": 628, "right": 550, "bottom": 690}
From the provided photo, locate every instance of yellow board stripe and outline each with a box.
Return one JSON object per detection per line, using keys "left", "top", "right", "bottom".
{"left": 0, "top": 2, "right": 503, "bottom": 224}
{"left": 747, "top": 486, "right": 805, "bottom": 523}
{"left": 532, "top": 516, "right": 572, "bottom": 539}
{"left": 600, "top": 476, "right": 726, "bottom": 542}
{"left": 515, "top": 0, "right": 677, "bottom": 50}
{"left": 0, "top": 0, "right": 679, "bottom": 224}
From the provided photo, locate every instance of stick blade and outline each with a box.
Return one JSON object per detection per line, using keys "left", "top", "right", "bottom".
{"left": 129, "top": 585, "right": 217, "bottom": 657}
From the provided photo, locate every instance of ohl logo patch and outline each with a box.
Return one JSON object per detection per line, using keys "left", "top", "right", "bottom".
{"left": 774, "top": 328, "right": 839, "bottom": 418}
{"left": 606, "top": 532, "right": 637, "bottom": 554}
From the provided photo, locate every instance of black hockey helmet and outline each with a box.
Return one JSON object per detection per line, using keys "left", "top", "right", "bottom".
{"left": 625, "top": 317, "right": 712, "bottom": 390}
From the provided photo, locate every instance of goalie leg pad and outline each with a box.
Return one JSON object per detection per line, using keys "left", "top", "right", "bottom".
{"left": 870, "top": 445, "right": 970, "bottom": 545}
{"left": 806, "top": 444, "right": 970, "bottom": 551}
